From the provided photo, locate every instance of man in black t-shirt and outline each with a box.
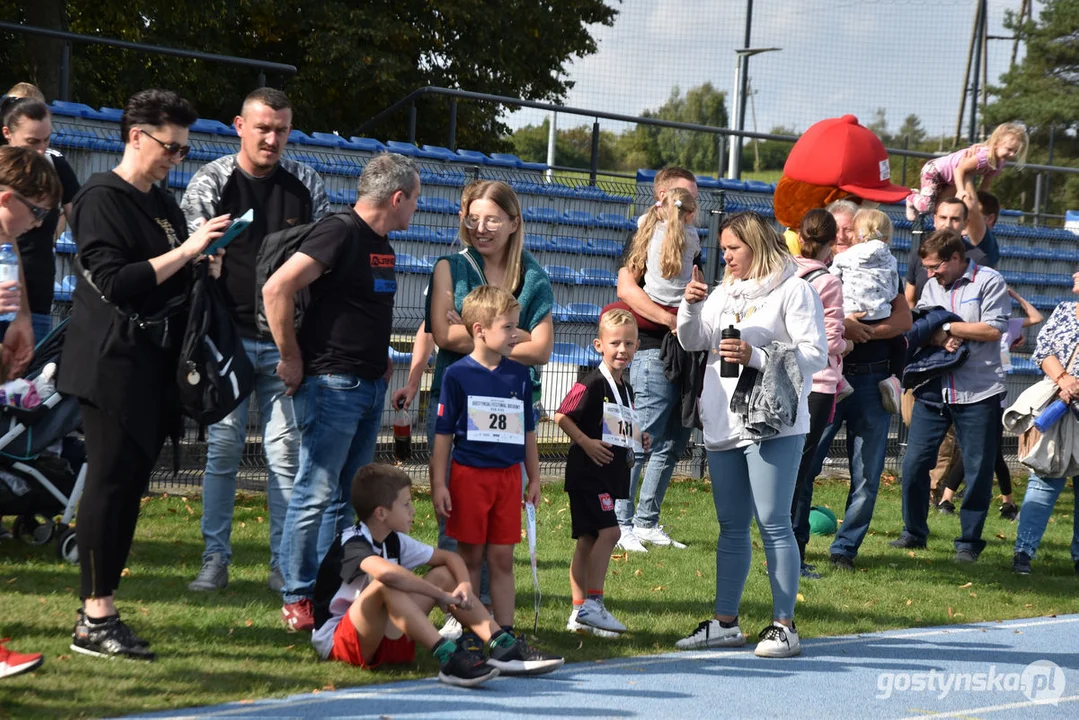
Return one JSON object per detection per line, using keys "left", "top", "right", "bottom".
{"left": 181, "top": 88, "right": 330, "bottom": 594}
{"left": 263, "top": 152, "right": 420, "bottom": 631}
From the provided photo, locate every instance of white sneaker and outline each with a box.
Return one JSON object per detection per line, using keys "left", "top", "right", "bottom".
{"left": 879, "top": 376, "right": 902, "bottom": 415}
{"left": 567, "top": 606, "right": 620, "bottom": 638}
{"left": 675, "top": 618, "right": 746, "bottom": 649}
{"left": 575, "top": 598, "right": 627, "bottom": 633}
{"left": 754, "top": 621, "right": 801, "bottom": 658}
{"left": 616, "top": 526, "right": 648, "bottom": 553}
{"left": 633, "top": 524, "right": 687, "bottom": 549}
{"left": 439, "top": 615, "right": 463, "bottom": 640}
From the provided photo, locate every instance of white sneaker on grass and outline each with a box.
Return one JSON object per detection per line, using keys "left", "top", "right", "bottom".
{"left": 633, "top": 524, "right": 686, "bottom": 549}
{"left": 439, "top": 615, "right": 463, "bottom": 640}
{"left": 879, "top": 375, "right": 902, "bottom": 415}
{"left": 675, "top": 618, "right": 745, "bottom": 649}
{"left": 575, "top": 598, "right": 626, "bottom": 633}
{"left": 567, "top": 606, "right": 620, "bottom": 638}
{"left": 615, "top": 526, "right": 648, "bottom": 553}
{"left": 754, "top": 621, "right": 800, "bottom": 658}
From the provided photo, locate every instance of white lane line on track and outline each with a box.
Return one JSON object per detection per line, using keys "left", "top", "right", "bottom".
{"left": 899, "top": 694, "right": 1079, "bottom": 719}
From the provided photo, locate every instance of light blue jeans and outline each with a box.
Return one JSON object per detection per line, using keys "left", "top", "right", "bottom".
{"left": 616, "top": 348, "right": 693, "bottom": 529}
{"left": 1014, "top": 475, "right": 1079, "bottom": 562}
{"left": 707, "top": 434, "right": 803, "bottom": 621}
{"left": 200, "top": 337, "right": 298, "bottom": 570}
{"left": 280, "top": 373, "right": 386, "bottom": 604}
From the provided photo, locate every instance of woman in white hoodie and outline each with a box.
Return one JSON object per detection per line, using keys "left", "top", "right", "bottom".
{"left": 674, "top": 212, "right": 827, "bottom": 659}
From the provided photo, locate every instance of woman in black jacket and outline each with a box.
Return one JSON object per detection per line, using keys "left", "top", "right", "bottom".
{"left": 59, "top": 89, "right": 230, "bottom": 660}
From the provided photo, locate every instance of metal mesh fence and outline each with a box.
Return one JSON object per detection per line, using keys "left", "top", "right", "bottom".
{"left": 44, "top": 114, "right": 1050, "bottom": 491}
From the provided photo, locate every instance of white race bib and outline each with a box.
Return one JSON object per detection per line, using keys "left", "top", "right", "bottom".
{"left": 601, "top": 402, "right": 642, "bottom": 452}
{"left": 466, "top": 396, "right": 525, "bottom": 445}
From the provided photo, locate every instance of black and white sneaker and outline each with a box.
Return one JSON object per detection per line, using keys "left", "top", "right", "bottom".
{"left": 754, "top": 622, "right": 800, "bottom": 658}
{"left": 487, "top": 633, "right": 564, "bottom": 675}
{"left": 71, "top": 616, "right": 154, "bottom": 661}
{"left": 675, "top": 618, "right": 745, "bottom": 650}
{"left": 438, "top": 647, "right": 499, "bottom": 687}
{"left": 77, "top": 608, "right": 149, "bottom": 647}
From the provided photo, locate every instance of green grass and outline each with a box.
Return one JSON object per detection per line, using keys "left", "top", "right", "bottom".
{"left": 2, "top": 474, "right": 1078, "bottom": 719}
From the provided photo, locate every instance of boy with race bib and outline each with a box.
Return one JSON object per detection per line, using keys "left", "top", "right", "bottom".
{"left": 555, "top": 309, "right": 651, "bottom": 637}
{"left": 431, "top": 286, "right": 563, "bottom": 675}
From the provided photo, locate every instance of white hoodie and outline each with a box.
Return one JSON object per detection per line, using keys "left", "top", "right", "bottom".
{"left": 677, "top": 263, "right": 828, "bottom": 451}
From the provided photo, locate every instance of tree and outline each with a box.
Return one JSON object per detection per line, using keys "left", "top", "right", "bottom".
{"left": 0, "top": 0, "right": 618, "bottom": 152}
{"left": 743, "top": 125, "right": 796, "bottom": 172}
{"left": 895, "top": 114, "right": 927, "bottom": 146}
{"left": 509, "top": 118, "right": 619, "bottom": 170}
{"left": 866, "top": 107, "right": 890, "bottom": 145}
{"left": 631, "top": 83, "right": 729, "bottom": 174}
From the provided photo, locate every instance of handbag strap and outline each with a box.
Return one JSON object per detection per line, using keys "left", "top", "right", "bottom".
{"left": 74, "top": 254, "right": 186, "bottom": 328}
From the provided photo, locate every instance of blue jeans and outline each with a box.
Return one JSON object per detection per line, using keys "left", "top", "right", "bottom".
{"left": 280, "top": 373, "right": 386, "bottom": 603}
{"left": 616, "top": 348, "right": 693, "bottom": 529}
{"left": 1015, "top": 475, "right": 1079, "bottom": 562}
{"left": 899, "top": 395, "right": 1002, "bottom": 554}
{"left": 707, "top": 435, "right": 803, "bottom": 621}
{"left": 809, "top": 371, "right": 892, "bottom": 559}
{"left": 31, "top": 312, "right": 52, "bottom": 345}
{"left": 200, "top": 337, "right": 298, "bottom": 569}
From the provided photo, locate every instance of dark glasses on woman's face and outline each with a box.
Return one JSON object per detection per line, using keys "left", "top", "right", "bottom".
{"left": 12, "top": 192, "right": 51, "bottom": 221}
{"left": 140, "top": 128, "right": 191, "bottom": 159}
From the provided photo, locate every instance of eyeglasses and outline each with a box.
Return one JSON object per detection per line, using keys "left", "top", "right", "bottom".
{"left": 140, "top": 129, "right": 191, "bottom": 159}
{"left": 922, "top": 259, "right": 948, "bottom": 274}
{"left": 11, "top": 192, "right": 51, "bottom": 222}
{"left": 463, "top": 215, "right": 508, "bottom": 231}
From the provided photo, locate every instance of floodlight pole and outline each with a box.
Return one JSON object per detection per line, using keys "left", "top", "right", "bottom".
{"left": 726, "top": 46, "right": 780, "bottom": 180}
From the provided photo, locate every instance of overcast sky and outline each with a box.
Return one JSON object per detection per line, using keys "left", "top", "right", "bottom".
{"left": 507, "top": 0, "right": 1027, "bottom": 147}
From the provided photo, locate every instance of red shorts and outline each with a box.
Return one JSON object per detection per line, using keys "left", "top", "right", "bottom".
{"left": 328, "top": 612, "right": 415, "bottom": 668}
{"left": 447, "top": 461, "right": 522, "bottom": 545}
{"left": 602, "top": 300, "right": 676, "bottom": 333}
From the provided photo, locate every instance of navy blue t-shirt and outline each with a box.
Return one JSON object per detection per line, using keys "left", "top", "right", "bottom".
{"left": 436, "top": 355, "right": 534, "bottom": 469}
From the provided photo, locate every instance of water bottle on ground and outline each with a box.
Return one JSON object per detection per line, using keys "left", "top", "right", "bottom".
{"left": 393, "top": 402, "right": 412, "bottom": 462}
{"left": 0, "top": 244, "right": 19, "bottom": 324}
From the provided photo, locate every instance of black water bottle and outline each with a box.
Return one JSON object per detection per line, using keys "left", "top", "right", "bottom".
{"left": 720, "top": 325, "right": 741, "bottom": 378}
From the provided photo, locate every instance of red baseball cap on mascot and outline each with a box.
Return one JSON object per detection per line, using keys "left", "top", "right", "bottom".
{"left": 783, "top": 114, "right": 909, "bottom": 203}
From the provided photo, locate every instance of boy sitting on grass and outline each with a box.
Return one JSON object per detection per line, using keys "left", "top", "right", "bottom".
{"left": 555, "top": 309, "right": 650, "bottom": 638}
{"left": 431, "top": 285, "right": 564, "bottom": 675}
{"left": 311, "top": 464, "right": 501, "bottom": 687}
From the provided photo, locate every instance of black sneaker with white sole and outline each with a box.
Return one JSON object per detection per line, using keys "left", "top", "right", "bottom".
{"left": 438, "top": 647, "right": 499, "bottom": 687}
{"left": 76, "top": 608, "right": 150, "bottom": 648}
{"left": 487, "top": 633, "right": 564, "bottom": 675}
{"left": 71, "top": 616, "right": 154, "bottom": 661}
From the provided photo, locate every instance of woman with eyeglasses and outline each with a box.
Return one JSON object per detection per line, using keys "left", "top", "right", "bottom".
{"left": 58, "top": 89, "right": 230, "bottom": 661}
{"left": 2, "top": 91, "right": 82, "bottom": 342}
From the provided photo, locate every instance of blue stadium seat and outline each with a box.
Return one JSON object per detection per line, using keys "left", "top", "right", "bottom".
{"left": 168, "top": 170, "right": 192, "bottom": 189}
{"left": 524, "top": 234, "right": 549, "bottom": 252}
{"left": 486, "top": 152, "right": 523, "bottom": 168}
{"left": 421, "top": 145, "right": 459, "bottom": 162}
{"left": 717, "top": 178, "right": 748, "bottom": 191}
{"left": 417, "top": 197, "right": 459, "bottom": 214}
{"left": 190, "top": 118, "right": 236, "bottom": 136}
{"left": 551, "top": 342, "right": 599, "bottom": 367}
{"left": 595, "top": 213, "right": 635, "bottom": 230}
{"left": 55, "top": 275, "right": 76, "bottom": 302}
{"left": 636, "top": 169, "right": 657, "bottom": 183}
{"left": 745, "top": 180, "right": 773, "bottom": 194}
{"left": 892, "top": 236, "right": 911, "bottom": 251}
{"left": 348, "top": 137, "right": 387, "bottom": 153}
{"left": 696, "top": 176, "right": 721, "bottom": 189}
{"left": 563, "top": 303, "right": 601, "bottom": 323}
{"left": 544, "top": 265, "right": 579, "bottom": 285}
{"left": 330, "top": 189, "right": 358, "bottom": 205}
{"left": 550, "top": 236, "right": 586, "bottom": 254}
{"left": 390, "top": 227, "right": 436, "bottom": 242}
{"left": 388, "top": 348, "right": 413, "bottom": 365}
{"left": 419, "top": 168, "right": 468, "bottom": 187}
{"left": 310, "top": 131, "right": 349, "bottom": 148}
{"left": 434, "top": 227, "right": 460, "bottom": 245}
{"left": 562, "top": 210, "right": 595, "bottom": 227}
{"left": 95, "top": 107, "right": 124, "bottom": 122}
{"left": 586, "top": 239, "right": 624, "bottom": 257}
{"left": 454, "top": 148, "right": 490, "bottom": 165}
{"left": 49, "top": 100, "right": 95, "bottom": 118}
{"left": 524, "top": 206, "right": 561, "bottom": 224}
{"left": 55, "top": 232, "right": 76, "bottom": 255}
{"left": 395, "top": 253, "right": 433, "bottom": 274}
{"left": 578, "top": 268, "right": 617, "bottom": 287}
{"left": 1049, "top": 273, "right": 1073, "bottom": 287}
{"left": 551, "top": 303, "right": 570, "bottom": 323}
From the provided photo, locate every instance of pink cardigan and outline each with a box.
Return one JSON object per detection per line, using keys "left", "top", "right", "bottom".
{"left": 795, "top": 256, "right": 847, "bottom": 395}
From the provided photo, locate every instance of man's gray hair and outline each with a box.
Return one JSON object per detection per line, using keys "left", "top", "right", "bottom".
{"left": 357, "top": 152, "right": 419, "bottom": 204}
{"left": 825, "top": 199, "right": 859, "bottom": 217}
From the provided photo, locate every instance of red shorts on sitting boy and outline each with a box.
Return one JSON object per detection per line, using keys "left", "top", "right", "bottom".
{"left": 329, "top": 612, "right": 416, "bottom": 668}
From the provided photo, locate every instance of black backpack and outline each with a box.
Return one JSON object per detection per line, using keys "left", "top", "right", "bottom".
{"left": 177, "top": 262, "right": 255, "bottom": 424}
{"left": 254, "top": 211, "right": 361, "bottom": 336}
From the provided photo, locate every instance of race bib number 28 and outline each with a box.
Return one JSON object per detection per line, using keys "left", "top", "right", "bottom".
{"left": 466, "top": 396, "right": 525, "bottom": 445}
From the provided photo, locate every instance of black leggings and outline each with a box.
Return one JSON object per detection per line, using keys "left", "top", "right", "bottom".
{"left": 943, "top": 423, "right": 1012, "bottom": 497}
{"left": 791, "top": 391, "right": 836, "bottom": 561}
{"left": 76, "top": 403, "right": 166, "bottom": 599}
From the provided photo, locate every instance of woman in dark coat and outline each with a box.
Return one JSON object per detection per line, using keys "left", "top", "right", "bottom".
{"left": 59, "top": 89, "right": 230, "bottom": 660}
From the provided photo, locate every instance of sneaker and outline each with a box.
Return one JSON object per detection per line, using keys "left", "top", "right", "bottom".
{"left": 675, "top": 619, "right": 745, "bottom": 650}
{"left": 70, "top": 616, "right": 154, "bottom": 661}
{"left": 567, "top": 607, "right": 620, "bottom": 638}
{"left": 829, "top": 553, "right": 854, "bottom": 571}
{"left": 800, "top": 563, "right": 821, "bottom": 580}
{"left": 889, "top": 535, "right": 926, "bottom": 550}
{"left": 954, "top": 548, "right": 979, "bottom": 563}
{"left": 754, "top": 622, "right": 801, "bottom": 658}
{"left": 879, "top": 376, "right": 902, "bottom": 415}
{"left": 188, "top": 552, "right": 228, "bottom": 592}
{"left": 487, "top": 633, "right": 564, "bottom": 675}
{"left": 76, "top": 608, "right": 148, "bottom": 647}
{"left": 457, "top": 631, "right": 483, "bottom": 655}
{"left": 575, "top": 598, "right": 626, "bottom": 634}
{"left": 615, "top": 526, "right": 648, "bottom": 553}
{"left": 438, "top": 647, "right": 499, "bottom": 688}
{"left": 633, "top": 524, "right": 687, "bottom": 549}
{"left": 282, "top": 599, "right": 314, "bottom": 632}
{"left": 1012, "top": 551, "right": 1032, "bottom": 575}
{"left": 937, "top": 500, "right": 956, "bottom": 515}
{"left": 836, "top": 382, "right": 854, "bottom": 404}
{"left": 267, "top": 567, "right": 285, "bottom": 594}
{"left": 1000, "top": 503, "right": 1018, "bottom": 521}
{"left": 0, "top": 640, "right": 43, "bottom": 678}
{"left": 439, "top": 615, "right": 464, "bottom": 641}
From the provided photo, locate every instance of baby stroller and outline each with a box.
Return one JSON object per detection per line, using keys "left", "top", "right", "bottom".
{"left": 0, "top": 320, "right": 85, "bottom": 563}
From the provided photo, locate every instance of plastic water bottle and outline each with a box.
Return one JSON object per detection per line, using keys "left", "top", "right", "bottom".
{"left": 1034, "top": 399, "right": 1073, "bottom": 432}
{"left": 393, "top": 402, "right": 412, "bottom": 462}
{"left": 0, "top": 244, "right": 19, "bottom": 323}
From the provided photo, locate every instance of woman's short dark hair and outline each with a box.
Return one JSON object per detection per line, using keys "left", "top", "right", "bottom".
{"left": 0, "top": 145, "right": 62, "bottom": 205}
{"left": 1, "top": 97, "right": 50, "bottom": 132}
{"left": 120, "top": 89, "right": 198, "bottom": 143}
{"left": 798, "top": 208, "right": 837, "bottom": 259}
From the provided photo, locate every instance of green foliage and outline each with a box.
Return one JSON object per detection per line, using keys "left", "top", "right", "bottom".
{"left": 510, "top": 118, "right": 620, "bottom": 170}
{"left": 0, "top": 0, "right": 617, "bottom": 152}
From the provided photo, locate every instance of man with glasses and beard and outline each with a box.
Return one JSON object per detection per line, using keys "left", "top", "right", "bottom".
{"left": 182, "top": 87, "right": 330, "bottom": 595}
